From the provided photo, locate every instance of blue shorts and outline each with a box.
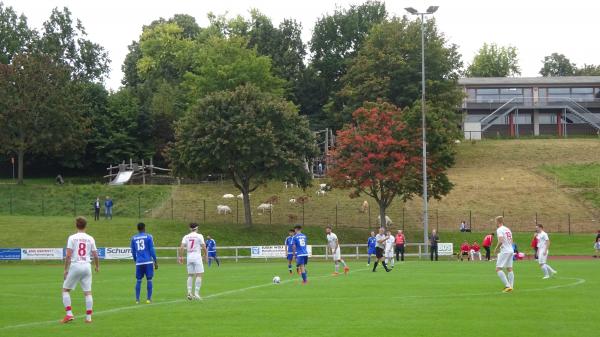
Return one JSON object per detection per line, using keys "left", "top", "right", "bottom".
{"left": 368, "top": 248, "right": 376, "bottom": 255}
{"left": 287, "top": 253, "right": 294, "bottom": 261}
{"left": 136, "top": 263, "right": 154, "bottom": 280}
{"left": 208, "top": 251, "right": 217, "bottom": 258}
{"left": 296, "top": 256, "right": 308, "bottom": 267}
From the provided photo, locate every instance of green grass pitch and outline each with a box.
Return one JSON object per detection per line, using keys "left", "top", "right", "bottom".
{"left": 0, "top": 259, "right": 598, "bottom": 337}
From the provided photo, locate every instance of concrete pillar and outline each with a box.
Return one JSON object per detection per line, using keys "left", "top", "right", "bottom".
{"left": 533, "top": 109, "right": 540, "bottom": 136}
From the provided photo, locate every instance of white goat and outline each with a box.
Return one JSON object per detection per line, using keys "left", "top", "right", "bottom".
{"left": 377, "top": 215, "right": 393, "bottom": 226}
{"left": 222, "top": 194, "right": 234, "bottom": 199}
{"left": 316, "top": 190, "right": 326, "bottom": 196}
{"left": 217, "top": 205, "right": 232, "bottom": 215}
{"left": 257, "top": 203, "right": 274, "bottom": 214}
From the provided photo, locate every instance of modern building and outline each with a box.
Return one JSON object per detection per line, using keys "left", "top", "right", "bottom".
{"left": 458, "top": 76, "right": 600, "bottom": 139}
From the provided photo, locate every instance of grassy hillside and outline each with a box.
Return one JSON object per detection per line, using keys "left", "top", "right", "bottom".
{"left": 0, "top": 215, "right": 595, "bottom": 255}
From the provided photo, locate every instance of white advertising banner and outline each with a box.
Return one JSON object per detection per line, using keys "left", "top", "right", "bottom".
{"left": 251, "top": 245, "right": 312, "bottom": 258}
{"left": 437, "top": 243, "right": 454, "bottom": 256}
{"left": 105, "top": 247, "right": 133, "bottom": 260}
{"left": 21, "top": 248, "right": 63, "bottom": 260}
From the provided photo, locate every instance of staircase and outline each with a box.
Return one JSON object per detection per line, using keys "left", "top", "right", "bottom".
{"left": 480, "top": 98, "right": 519, "bottom": 132}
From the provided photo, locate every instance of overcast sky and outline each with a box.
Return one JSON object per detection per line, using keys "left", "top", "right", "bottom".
{"left": 5, "top": 0, "right": 600, "bottom": 90}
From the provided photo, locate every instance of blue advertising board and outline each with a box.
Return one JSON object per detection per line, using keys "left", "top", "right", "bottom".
{"left": 0, "top": 248, "right": 22, "bottom": 260}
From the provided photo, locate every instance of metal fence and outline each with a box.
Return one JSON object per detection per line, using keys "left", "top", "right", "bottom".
{"left": 0, "top": 190, "right": 598, "bottom": 233}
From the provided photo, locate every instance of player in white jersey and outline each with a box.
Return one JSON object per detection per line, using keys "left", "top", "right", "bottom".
{"left": 326, "top": 226, "right": 349, "bottom": 275}
{"left": 536, "top": 224, "right": 557, "bottom": 279}
{"left": 384, "top": 230, "right": 395, "bottom": 268}
{"left": 493, "top": 216, "right": 515, "bottom": 293}
{"left": 61, "top": 217, "right": 99, "bottom": 324}
{"left": 178, "top": 223, "right": 207, "bottom": 300}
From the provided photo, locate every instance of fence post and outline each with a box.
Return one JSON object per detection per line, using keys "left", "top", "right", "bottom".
{"left": 203, "top": 200, "right": 206, "bottom": 223}
{"left": 469, "top": 210, "right": 472, "bottom": 231}
{"left": 236, "top": 198, "right": 239, "bottom": 224}
{"left": 402, "top": 207, "right": 405, "bottom": 231}
{"left": 302, "top": 202, "right": 305, "bottom": 226}
{"left": 138, "top": 195, "right": 141, "bottom": 219}
{"left": 356, "top": 245, "right": 359, "bottom": 260}
{"left": 335, "top": 202, "right": 338, "bottom": 228}
{"left": 171, "top": 198, "right": 174, "bottom": 220}
{"left": 568, "top": 213, "right": 571, "bottom": 235}
{"left": 535, "top": 212, "right": 538, "bottom": 225}
{"left": 436, "top": 209, "right": 439, "bottom": 231}
{"left": 368, "top": 206, "right": 371, "bottom": 230}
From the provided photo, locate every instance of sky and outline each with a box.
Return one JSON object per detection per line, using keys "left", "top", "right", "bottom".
{"left": 4, "top": 0, "right": 600, "bottom": 90}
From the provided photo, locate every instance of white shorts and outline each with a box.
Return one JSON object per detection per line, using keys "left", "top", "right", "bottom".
{"left": 538, "top": 250, "right": 548, "bottom": 264}
{"left": 595, "top": 242, "right": 600, "bottom": 250}
{"left": 63, "top": 263, "right": 92, "bottom": 292}
{"left": 385, "top": 250, "right": 394, "bottom": 259}
{"left": 331, "top": 250, "right": 341, "bottom": 261}
{"left": 187, "top": 260, "right": 205, "bottom": 274}
{"left": 496, "top": 252, "right": 514, "bottom": 269}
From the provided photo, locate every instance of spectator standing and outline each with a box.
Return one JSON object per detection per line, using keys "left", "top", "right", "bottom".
{"left": 482, "top": 233, "right": 494, "bottom": 261}
{"left": 429, "top": 229, "right": 439, "bottom": 261}
{"left": 460, "top": 221, "right": 466, "bottom": 232}
{"left": 594, "top": 230, "right": 600, "bottom": 258}
{"left": 531, "top": 233, "right": 539, "bottom": 259}
{"left": 104, "top": 196, "right": 113, "bottom": 220}
{"left": 394, "top": 230, "right": 406, "bottom": 262}
{"left": 93, "top": 197, "right": 100, "bottom": 221}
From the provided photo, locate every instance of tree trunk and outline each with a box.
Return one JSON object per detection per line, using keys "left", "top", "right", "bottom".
{"left": 242, "top": 182, "right": 253, "bottom": 227}
{"left": 378, "top": 201, "right": 387, "bottom": 229}
{"left": 17, "top": 150, "right": 24, "bottom": 185}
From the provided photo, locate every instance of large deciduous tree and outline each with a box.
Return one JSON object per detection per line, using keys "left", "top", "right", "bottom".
{"left": 540, "top": 53, "right": 576, "bottom": 77}
{"left": 466, "top": 43, "right": 520, "bottom": 77}
{"left": 0, "top": 2, "right": 35, "bottom": 64}
{"left": 169, "top": 84, "right": 317, "bottom": 226}
{"left": 329, "top": 102, "right": 455, "bottom": 225}
{"left": 0, "top": 54, "right": 88, "bottom": 184}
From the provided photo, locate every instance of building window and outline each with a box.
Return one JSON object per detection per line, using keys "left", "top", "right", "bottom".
{"left": 475, "top": 88, "right": 499, "bottom": 103}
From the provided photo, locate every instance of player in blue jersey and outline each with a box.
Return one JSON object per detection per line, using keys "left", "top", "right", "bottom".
{"left": 130, "top": 223, "right": 158, "bottom": 304}
{"left": 292, "top": 225, "right": 309, "bottom": 284}
{"left": 205, "top": 235, "right": 220, "bottom": 267}
{"left": 367, "top": 231, "right": 376, "bottom": 266}
{"left": 285, "top": 229, "right": 295, "bottom": 274}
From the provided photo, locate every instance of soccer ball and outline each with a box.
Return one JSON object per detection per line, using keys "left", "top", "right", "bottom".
{"left": 272, "top": 276, "right": 281, "bottom": 284}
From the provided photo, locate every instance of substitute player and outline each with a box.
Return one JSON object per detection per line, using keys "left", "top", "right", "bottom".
{"left": 61, "top": 216, "right": 99, "bottom": 324}
{"left": 178, "top": 223, "right": 208, "bottom": 300}
{"left": 493, "top": 216, "right": 515, "bottom": 293}
{"left": 367, "top": 231, "right": 376, "bottom": 266}
{"left": 293, "top": 225, "right": 309, "bottom": 284}
{"left": 326, "top": 226, "right": 349, "bottom": 275}
{"left": 384, "top": 230, "right": 395, "bottom": 268}
{"left": 536, "top": 224, "right": 557, "bottom": 279}
{"left": 206, "top": 235, "right": 220, "bottom": 267}
{"left": 285, "top": 229, "right": 295, "bottom": 274}
{"left": 130, "top": 222, "right": 158, "bottom": 304}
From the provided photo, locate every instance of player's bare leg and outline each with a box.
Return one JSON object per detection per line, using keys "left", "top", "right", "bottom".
{"left": 61, "top": 288, "right": 74, "bottom": 323}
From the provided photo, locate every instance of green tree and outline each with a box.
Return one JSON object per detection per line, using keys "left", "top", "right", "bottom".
{"left": 575, "top": 64, "right": 600, "bottom": 76}
{"left": 328, "top": 17, "right": 463, "bottom": 129}
{"left": 466, "top": 43, "right": 520, "bottom": 77}
{"left": 169, "top": 84, "right": 317, "bottom": 226}
{"left": 0, "top": 54, "right": 88, "bottom": 184}
{"left": 307, "top": 1, "right": 387, "bottom": 123}
{"left": 540, "top": 53, "right": 576, "bottom": 77}
{"left": 0, "top": 2, "right": 35, "bottom": 64}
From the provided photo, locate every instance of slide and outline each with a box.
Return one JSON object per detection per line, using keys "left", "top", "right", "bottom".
{"left": 109, "top": 170, "right": 134, "bottom": 185}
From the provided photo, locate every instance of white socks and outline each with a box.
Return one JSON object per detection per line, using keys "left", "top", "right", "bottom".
{"left": 194, "top": 277, "right": 202, "bottom": 296}
{"left": 507, "top": 271, "right": 514, "bottom": 288}
{"left": 187, "top": 276, "right": 193, "bottom": 294}
{"left": 341, "top": 260, "right": 347, "bottom": 267}
{"left": 62, "top": 292, "right": 72, "bottom": 316}
{"left": 546, "top": 264, "right": 556, "bottom": 274}
{"left": 497, "top": 270, "right": 510, "bottom": 288}
{"left": 335, "top": 262, "right": 339, "bottom": 273}
{"left": 85, "top": 295, "right": 93, "bottom": 321}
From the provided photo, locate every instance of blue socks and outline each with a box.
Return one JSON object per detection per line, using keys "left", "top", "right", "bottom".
{"left": 301, "top": 272, "right": 307, "bottom": 282}
{"left": 147, "top": 279, "right": 153, "bottom": 300}
{"left": 135, "top": 279, "right": 142, "bottom": 301}
{"left": 208, "top": 258, "right": 212, "bottom": 267}
{"left": 368, "top": 255, "right": 371, "bottom": 264}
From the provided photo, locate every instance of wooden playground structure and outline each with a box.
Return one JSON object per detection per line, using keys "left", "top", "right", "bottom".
{"left": 104, "top": 158, "right": 175, "bottom": 185}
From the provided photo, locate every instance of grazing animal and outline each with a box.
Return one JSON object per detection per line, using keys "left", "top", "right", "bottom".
{"left": 289, "top": 198, "right": 297, "bottom": 204}
{"left": 222, "top": 194, "right": 234, "bottom": 199}
{"left": 264, "top": 195, "right": 279, "bottom": 204}
{"left": 236, "top": 193, "right": 243, "bottom": 199}
{"left": 316, "top": 190, "right": 326, "bottom": 196}
{"left": 217, "top": 205, "right": 232, "bottom": 215}
{"left": 296, "top": 196, "right": 310, "bottom": 204}
{"left": 360, "top": 200, "right": 369, "bottom": 213}
{"left": 287, "top": 214, "right": 298, "bottom": 222}
{"left": 377, "top": 215, "right": 393, "bottom": 226}
{"left": 319, "top": 183, "right": 327, "bottom": 190}
{"left": 257, "top": 203, "right": 273, "bottom": 214}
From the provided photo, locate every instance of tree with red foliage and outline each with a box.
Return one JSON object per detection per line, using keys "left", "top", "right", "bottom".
{"left": 329, "top": 101, "right": 454, "bottom": 226}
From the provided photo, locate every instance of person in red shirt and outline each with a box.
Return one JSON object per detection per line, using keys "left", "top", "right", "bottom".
{"left": 482, "top": 233, "right": 494, "bottom": 261}
{"left": 394, "top": 230, "right": 406, "bottom": 262}
{"left": 459, "top": 241, "right": 470, "bottom": 261}
{"left": 470, "top": 241, "right": 482, "bottom": 261}
{"left": 531, "top": 233, "right": 539, "bottom": 259}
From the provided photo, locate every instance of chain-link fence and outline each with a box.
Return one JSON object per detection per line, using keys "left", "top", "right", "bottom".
{"left": 0, "top": 190, "right": 597, "bottom": 233}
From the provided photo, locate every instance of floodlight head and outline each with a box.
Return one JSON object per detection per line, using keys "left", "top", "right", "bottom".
{"left": 426, "top": 6, "right": 439, "bottom": 14}
{"left": 405, "top": 7, "right": 418, "bottom": 15}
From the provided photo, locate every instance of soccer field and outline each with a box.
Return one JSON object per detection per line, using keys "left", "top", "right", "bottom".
{"left": 0, "top": 260, "right": 598, "bottom": 337}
